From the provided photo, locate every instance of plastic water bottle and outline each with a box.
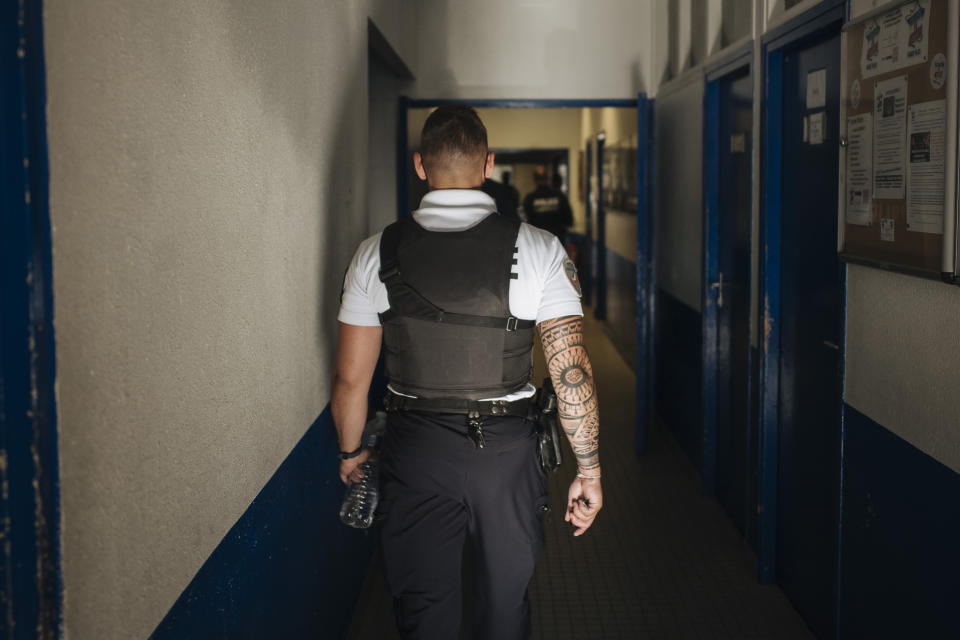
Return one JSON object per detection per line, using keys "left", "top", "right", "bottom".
{"left": 339, "top": 412, "right": 386, "bottom": 529}
{"left": 339, "top": 459, "right": 379, "bottom": 529}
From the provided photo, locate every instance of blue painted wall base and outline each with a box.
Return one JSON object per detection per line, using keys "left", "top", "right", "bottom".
{"left": 839, "top": 405, "right": 960, "bottom": 639}
{"left": 654, "top": 288, "right": 703, "bottom": 473}
{"left": 604, "top": 249, "right": 638, "bottom": 371}
{"left": 151, "top": 407, "right": 372, "bottom": 639}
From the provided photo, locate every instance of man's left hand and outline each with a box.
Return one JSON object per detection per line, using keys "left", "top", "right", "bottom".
{"left": 565, "top": 476, "right": 603, "bottom": 536}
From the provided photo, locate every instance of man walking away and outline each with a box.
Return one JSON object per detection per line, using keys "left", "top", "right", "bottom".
{"left": 332, "top": 105, "right": 602, "bottom": 639}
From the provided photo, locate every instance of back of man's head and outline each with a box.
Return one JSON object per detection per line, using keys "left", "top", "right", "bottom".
{"left": 534, "top": 165, "right": 549, "bottom": 185}
{"left": 420, "top": 105, "right": 488, "bottom": 184}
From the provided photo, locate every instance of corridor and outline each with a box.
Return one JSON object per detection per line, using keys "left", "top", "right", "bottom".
{"left": 348, "top": 313, "right": 812, "bottom": 639}
{"left": 6, "top": 1, "right": 960, "bottom": 638}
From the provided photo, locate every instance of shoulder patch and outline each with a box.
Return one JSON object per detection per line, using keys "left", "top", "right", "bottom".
{"left": 563, "top": 258, "right": 582, "bottom": 297}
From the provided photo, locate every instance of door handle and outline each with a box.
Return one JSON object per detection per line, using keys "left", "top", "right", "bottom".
{"left": 822, "top": 340, "right": 840, "bottom": 350}
{"left": 710, "top": 272, "right": 725, "bottom": 308}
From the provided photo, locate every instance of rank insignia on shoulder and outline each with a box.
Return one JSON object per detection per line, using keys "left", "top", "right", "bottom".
{"left": 563, "top": 258, "right": 582, "bottom": 298}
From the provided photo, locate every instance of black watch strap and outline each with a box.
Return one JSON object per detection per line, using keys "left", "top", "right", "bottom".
{"left": 337, "top": 444, "right": 364, "bottom": 460}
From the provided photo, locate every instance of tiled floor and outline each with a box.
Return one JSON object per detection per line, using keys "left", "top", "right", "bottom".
{"left": 347, "top": 313, "right": 814, "bottom": 639}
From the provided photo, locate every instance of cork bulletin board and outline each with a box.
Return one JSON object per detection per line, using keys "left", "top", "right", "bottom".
{"left": 839, "top": 0, "right": 953, "bottom": 275}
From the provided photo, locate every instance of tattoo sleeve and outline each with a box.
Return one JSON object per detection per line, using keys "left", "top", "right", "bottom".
{"left": 538, "top": 316, "right": 600, "bottom": 473}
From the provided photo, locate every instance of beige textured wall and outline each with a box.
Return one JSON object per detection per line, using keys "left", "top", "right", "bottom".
{"left": 845, "top": 265, "right": 960, "bottom": 474}
{"left": 653, "top": 72, "right": 704, "bottom": 311}
{"left": 44, "top": 1, "right": 387, "bottom": 638}
{"left": 369, "top": 0, "right": 418, "bottom": 67}
{"left": 581, "top": 107, "right": 639, "bottom": 262}
{"left": 413, "top": 0, "right": 655, "bottom": 99}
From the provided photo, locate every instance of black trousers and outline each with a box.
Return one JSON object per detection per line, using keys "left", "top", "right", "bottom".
{"left": 378, "top": 410, "right": 548, "bottom": 640}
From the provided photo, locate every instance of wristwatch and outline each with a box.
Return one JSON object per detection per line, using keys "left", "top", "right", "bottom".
{"left": 337, "top": 444, "right": 364, "bottom": 460}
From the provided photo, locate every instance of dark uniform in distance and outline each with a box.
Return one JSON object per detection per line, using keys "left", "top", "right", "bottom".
{"left": 482, "top": 176, "right": 520, "bottom": 219}
{"left": 522, "top": 170, "right": 574, "bottom": 245}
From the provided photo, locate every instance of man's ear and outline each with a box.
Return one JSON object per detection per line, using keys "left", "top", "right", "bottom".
{"left": 484, "top": 151, "right": 496, "bottom": 179}
{"left": 413, "top": 152, "right": 427, "bottom": 181}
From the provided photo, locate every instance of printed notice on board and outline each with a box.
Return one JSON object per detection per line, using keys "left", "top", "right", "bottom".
{"left": 906, "top": 99, "right": 946, "bottom": 234}
{"left": 861, "top": 0, "right": 929, "bottom": 78}
{"left": 846, "top": 113, "right": 873, "bottom": 225}
{"left": 873, "top": 75, "right": 907, "bottom": 199}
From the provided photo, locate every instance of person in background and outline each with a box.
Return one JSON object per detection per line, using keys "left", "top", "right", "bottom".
{"left": 501, "top": 170, "right": 520, "bottom": 210}
{"left": 522, "top": 166, "right": 574, "bottom": 245}
{"left": 482, "top": 170, "right": 520, "bottom": 219}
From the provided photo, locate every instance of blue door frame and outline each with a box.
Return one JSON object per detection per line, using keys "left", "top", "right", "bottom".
{"left": 758, "top": 0, "right": 846, "bottom": 586}
{"left": 595, "top": 132, "right": 607, "bottom": 321}
{"left": 0, "top": 0, "right": 63, "bottom": 633}
{"left": 397, "top": 97, "right": 654, "bottom": 454}
{"left": 702, "top": 45, "right": 754, "bottom": 499}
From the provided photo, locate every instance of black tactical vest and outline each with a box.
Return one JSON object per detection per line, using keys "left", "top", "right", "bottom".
{"left": 377, "top": 213, "right": 535, "bottom": 400}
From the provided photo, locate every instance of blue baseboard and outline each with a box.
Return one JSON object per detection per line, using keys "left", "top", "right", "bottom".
{"left": 604, "top": 249, "right": 638, "bottom": 371}
{"left": 151, "top": 407, "right": 372, "bottom": 639}
{"left": 654, "top": 288, "right": 702, "bottom": 472}
{"left": 839, "top": 405, "right": 960, "bottom": 639}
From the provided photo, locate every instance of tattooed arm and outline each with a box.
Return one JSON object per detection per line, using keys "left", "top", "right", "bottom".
{"left": 539, "top": 315, "right": 603, "bottom": 536}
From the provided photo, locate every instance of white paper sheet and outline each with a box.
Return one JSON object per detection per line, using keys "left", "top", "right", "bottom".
{"left": 861, "top": 0, "right": 929, "bottom": 78}
{"left": 906, "top": 99, "right": 946, "bottom": 234}
{"left": 809, "top": 112, "right": 825, "bottom": 145}
{"left": 880, "top": 218, "right": 896, "bottom": 242}
{"left": 806, "top": 69, "right": 827, "bottom": 109}
{"left": 873, "top": 75, "right": 908, "bottom": 199}
{"left": 846, "top": 113, "right": 873, "bottom": 226}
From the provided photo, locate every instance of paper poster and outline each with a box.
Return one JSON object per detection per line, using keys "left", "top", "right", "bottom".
{"left": 846, "top": 113, "right": 873, "bottom": 226}
{"left": 806, "top": 69, "right": 827, "bottom": 109}
{"left": 930, "top": 52, "right": 946, "bottom": 89}
{"left": 809, "top": 112, "right": 825, "bottom": 145}
{"left": 730, "top": 132, "right": 746, "bottom": 154}
{"left": 880, "top": 218, "right": 896, "bottom": 242}
{"left": 906, "top": 99, "right": 946, "bottom": 234}
{"left": 873, "top": 75, "right": 907, "bottom": 199}
{"left": 861, "top": 0, "right": 929, "bottom": 78}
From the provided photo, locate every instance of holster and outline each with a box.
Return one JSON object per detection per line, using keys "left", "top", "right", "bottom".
{"left": 534, "top": 378, "right": 563, "bottom": 473}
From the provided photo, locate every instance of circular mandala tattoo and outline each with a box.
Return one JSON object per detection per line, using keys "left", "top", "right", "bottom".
{"left": 562, "top": 366, "right": 587, "bottom": 387}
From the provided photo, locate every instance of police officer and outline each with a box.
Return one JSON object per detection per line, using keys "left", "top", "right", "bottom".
{"left": 521, "top": 166, "right": 574, "bottom": 245}
{"left": 333, "top": 105, "right": 602, "bottom": 639}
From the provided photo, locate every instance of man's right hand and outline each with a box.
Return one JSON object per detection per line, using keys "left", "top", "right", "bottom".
{"left": 339, "top": 447, "right": 375, "bottom": 485}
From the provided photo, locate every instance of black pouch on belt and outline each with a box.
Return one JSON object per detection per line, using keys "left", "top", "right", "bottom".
{"left": 535, "top": 377, "right": 563, "bottom": 473}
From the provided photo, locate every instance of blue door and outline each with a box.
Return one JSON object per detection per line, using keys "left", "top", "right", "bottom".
{"left": 776, "top": 32, "right": 843, "bottom": 639}
{"left": 708, "top": 67, "right": 754, "bottom": 536}
{"left": 635, "top": 95, "right": 653, "bottom": 454}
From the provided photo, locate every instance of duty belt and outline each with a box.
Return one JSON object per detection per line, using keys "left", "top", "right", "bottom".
{"left": 383, "top": 390, "right": 535, "bottom": 450}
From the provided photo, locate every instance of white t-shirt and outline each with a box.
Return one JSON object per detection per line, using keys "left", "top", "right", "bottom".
{"left": 337, "top": 189, "right": 583, "bottom": 400}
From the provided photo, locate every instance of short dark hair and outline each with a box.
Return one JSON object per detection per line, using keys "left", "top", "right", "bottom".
{"left": 420, "top": 105, "right": 488, "bottom": 174}
{"left": 534, "top": 165, "right": 549, "bottom": 184}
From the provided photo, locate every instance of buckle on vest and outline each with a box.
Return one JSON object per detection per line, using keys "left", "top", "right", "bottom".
{"left": 505, "top": 316, "right": 519, "bottom": 332}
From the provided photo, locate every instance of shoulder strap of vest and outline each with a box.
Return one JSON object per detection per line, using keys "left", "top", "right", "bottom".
{"left": 377, "top": 217, "right": 535, "bottom": 332}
